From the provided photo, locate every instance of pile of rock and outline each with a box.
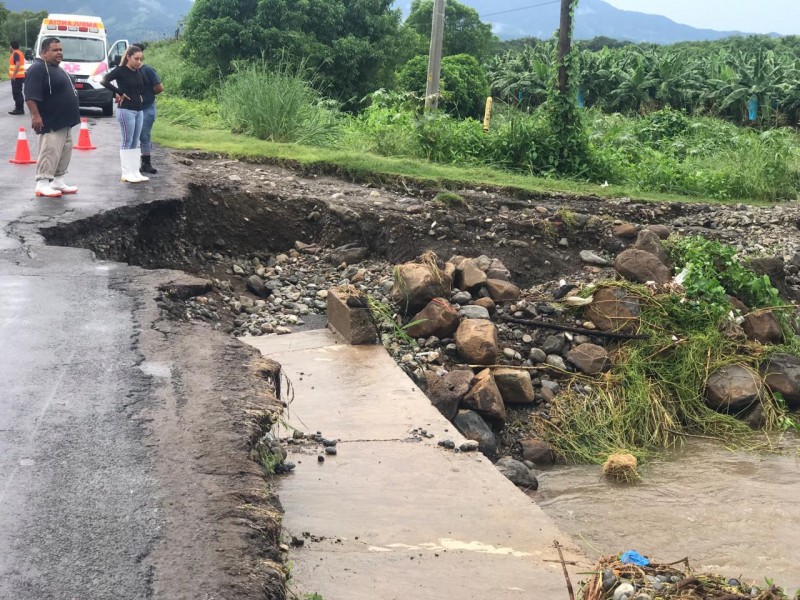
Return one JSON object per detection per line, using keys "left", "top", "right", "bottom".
{"left": 385, "top": 228, "right": 800, "bottom": 488}
{"left": 170, "top": 209, "right": 800, "bottom": 490}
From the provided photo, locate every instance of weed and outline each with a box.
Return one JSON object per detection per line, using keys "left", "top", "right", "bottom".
{"left": 433, "top": 191, "right": 468, "bottom": 209}
{"left": 536, "top": 219, "right": 558, "bottom": 243}
{"left": 219, "top": 58, "right": 341, "bottom": 146}
{"left": 367, "top": 296, "right": 420, "bottom": 347}
{"left": 531, "top": 276, "right": 797, "bottom": 464}
{"left": 259, "top": 447, "right": 284, "bottom": 476}
{"left": 555, "top": 208, "right": 578, "bottom": 229}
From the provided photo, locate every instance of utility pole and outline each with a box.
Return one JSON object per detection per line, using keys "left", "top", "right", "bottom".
{"left": 425, "top": 0, "right": 446, "bottom": 111}
{"left": 556, "top": 0, "right": 573, "bottom": 95}
{"left": 24, "top": 18, "right": 38, "bottom": 51}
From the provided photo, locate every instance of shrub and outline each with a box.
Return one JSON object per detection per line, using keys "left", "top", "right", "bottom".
{"left": 416, "top": 112, "right": 486, "bottom": 164}
{"left": 485, "top": 109, "right": 552, "bottom": 174}
{"left": 396, "top": 53, "right": 490, "bottom": 119}
{"left": 218, "top": 60, "right": 342, "bottom": 146}
{"left": 145, "top": 40, "right": 219, "bottom": 100}
{"left": 345, "top": 90, "right": 422, "bottom": 157}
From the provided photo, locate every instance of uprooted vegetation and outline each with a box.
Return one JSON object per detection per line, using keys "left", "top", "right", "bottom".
{"left": 384, "top": 236, "right": 800, "bottom": 468}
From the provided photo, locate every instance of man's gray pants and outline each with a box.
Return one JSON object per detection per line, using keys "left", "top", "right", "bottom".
{"left": 35, "top": 127, "right": 74, "bottom": 181}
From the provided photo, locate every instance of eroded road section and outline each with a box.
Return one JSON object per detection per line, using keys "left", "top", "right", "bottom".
{"left": 0, "top": 85, "right": 282, "bottom": 600}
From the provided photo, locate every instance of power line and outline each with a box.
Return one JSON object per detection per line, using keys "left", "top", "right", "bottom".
{"left": 482, "top": 0, "right": 561, "bottom": 18}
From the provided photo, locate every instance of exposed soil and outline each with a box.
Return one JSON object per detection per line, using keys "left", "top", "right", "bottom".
{"left": 40, "top": 155, "right": 675, "bottom": 286}
{"left": 129, "top": 270, "right": 287, "bottom": 599}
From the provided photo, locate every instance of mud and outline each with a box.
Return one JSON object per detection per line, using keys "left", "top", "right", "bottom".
{"left": 126, "top": 269, "right": 288, "bottom": 599}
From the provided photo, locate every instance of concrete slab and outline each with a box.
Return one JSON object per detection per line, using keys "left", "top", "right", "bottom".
{"left": 243, "top": 329, "right": 589, "bottom": 599}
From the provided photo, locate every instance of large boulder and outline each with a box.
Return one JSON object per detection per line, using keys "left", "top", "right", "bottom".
{"left": 458, "top": 305, "right": 491, "bottom": 320}
{"left": 705, "top": 364, "right": 764, "bottom": 413}
{"left": 246, "top": 274, "right": 270, "bottom": 298}
{"left": 473, "top": 297, "right": 496, "bottom": 313}
{"left": 424, "top": 369, "right": 475, "bottom": 421}
{"left": 567, "top": 343, "right": 610, "bottom": 375}
{"left": 634, "top": 229, "right": 669, "bottom": 265}
{"left": 742, "top": 310, "right": 784, "bottom": 345}
{"left": 644, "top": 224, "right": 671, "bottom": 240}
{"left": 455, "top": 319, "right": 499, "bottom": 365}
{"left": 391, "top": 261, "right": 452, "bottom": 314}
{"left": 485, "top": 279, "right": 521, "bottom": 303}
{"left": 486, "top": 259, "right": 512, "bottom": 282}
{"left": 493, "top": 368, "right": 536, "bottom": 405}
{"left": 455, "top": 258, "right": 487, "bottom": 292}
{"left": 462, "top": 369, "right": 506, "bottom": 423}
{"left": 519, "top": 439, "right": 556, "bottom": 466}
{"left": 406, "top": 298, "right": 460, "bottom": 339}
{"left": 612, "top": 223, "right": 639, "bottom": 239}
{"left": 328, "top": 245, "right": 369, "bottom": 265}
{"left": 453, "top": 409, "right": 496, "bottom": 457}
{"left": 614, "top": 249, "right": 671, "bottom": 285}
{"left": 495, "top": 457, "right": 538, "bottom": 489}
{"left": 584, "top": 286, "right": 641, "bottom": 333}
{"left": 761, "top": 353, "right": 800, "bottom": 409}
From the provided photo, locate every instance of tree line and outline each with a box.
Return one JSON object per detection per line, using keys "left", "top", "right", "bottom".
{"left": 182, "top": 0, "right": 496, "bottom": 108}
{"left": 0, "top": 4, "right": 48, "bottom": 52}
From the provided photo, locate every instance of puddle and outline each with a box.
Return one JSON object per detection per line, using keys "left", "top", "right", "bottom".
{"left": 138, "top": 361, "right": 172, "bottom": 378}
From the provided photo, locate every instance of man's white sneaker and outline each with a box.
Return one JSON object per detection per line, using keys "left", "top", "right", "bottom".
{"left": 51, "top": 177, "right": 78, "bottom": 194}
{"left": 34, "top": 180, "right": 63, "bottom": 198}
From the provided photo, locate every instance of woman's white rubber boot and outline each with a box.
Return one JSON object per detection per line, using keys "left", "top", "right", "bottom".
{"left": 120, "top": 149, "right": 149, "bottom": 183}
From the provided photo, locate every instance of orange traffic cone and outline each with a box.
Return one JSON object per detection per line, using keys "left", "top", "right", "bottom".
{"left": 9, "top": 128, "right": 37, "bottom": 164}
{"left": 74, "top": 118, "right": 96, "bottom": 150}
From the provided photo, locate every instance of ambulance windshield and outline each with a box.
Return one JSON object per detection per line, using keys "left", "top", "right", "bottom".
{"left": 42, "top": 36, "right": 105, "bottom": 62}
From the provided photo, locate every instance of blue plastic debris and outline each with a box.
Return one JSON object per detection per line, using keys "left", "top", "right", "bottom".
{"left": 620, "top": 550, "right": 650, "bottom": 567}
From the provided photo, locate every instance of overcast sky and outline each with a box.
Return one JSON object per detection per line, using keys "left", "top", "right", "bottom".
{"left": 604, "top": 0, "right": 800, "bottom": 35}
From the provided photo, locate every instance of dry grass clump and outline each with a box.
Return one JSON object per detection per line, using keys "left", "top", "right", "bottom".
{"left": 601, "top": 453, "right": 639, "bottom": 482}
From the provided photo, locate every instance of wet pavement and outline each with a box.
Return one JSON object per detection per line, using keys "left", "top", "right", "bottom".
{"left": 0, "top": 82, "right": 184, "bottom": 598}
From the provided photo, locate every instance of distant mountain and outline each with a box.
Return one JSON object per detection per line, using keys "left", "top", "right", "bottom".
{"left": 6, "top": 0, "right": 761, "bottom": 47}
{"left": 396, "top": 0, "right": 755, "bottom": 44}
{"left": 1, "top": 0, "right": 193, "bottom": 42}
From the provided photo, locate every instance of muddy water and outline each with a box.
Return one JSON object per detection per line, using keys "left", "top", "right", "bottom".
{"left": 534, "top": 438, "right": 800, "bottom": 593}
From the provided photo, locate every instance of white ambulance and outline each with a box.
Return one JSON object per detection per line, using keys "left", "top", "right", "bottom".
{"left": 33, "top": 14, "right": 128, "bottom": 116}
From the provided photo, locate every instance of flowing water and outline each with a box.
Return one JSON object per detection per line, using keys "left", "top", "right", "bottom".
{"left": 535, "top": 438, "right": 800, "bottom": 594}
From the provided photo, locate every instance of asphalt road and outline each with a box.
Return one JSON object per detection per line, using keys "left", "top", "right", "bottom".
{"left": 0, "top": 80, "right": 180, "bottom": 599}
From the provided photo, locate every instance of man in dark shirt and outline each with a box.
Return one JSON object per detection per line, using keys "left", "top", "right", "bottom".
{"left": 23, "top": 37, "right": 81, "bottom": 198}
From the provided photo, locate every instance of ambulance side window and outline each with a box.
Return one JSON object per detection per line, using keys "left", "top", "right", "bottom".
{"left": 109, "top": 41, "right": 127, "bottom": 67}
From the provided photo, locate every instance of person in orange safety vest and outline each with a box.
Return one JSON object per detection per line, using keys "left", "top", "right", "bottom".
{"left": 8, "top": 41, "right": 26, "bottom": 115}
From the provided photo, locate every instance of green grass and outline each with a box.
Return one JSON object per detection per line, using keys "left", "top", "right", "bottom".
{"left": 143, "top": 40, "right": 800, "bottom": 203}
{"left": 532, "top": 284, "right": 790, "bottom": 464}
{"left": 153, "top": 119, "right": 768, "bottom": 205}
{"left": 219, "top": 59, "right": 341, "bottom": 145}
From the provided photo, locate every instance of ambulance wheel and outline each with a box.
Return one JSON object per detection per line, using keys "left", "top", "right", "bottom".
{"left": 102, "top": 101, "right": 114, "bottom": 117}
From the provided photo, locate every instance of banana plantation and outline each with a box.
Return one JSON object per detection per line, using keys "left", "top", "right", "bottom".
{"left": 488, "top": 36, "right": 800, "bottom": 127}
